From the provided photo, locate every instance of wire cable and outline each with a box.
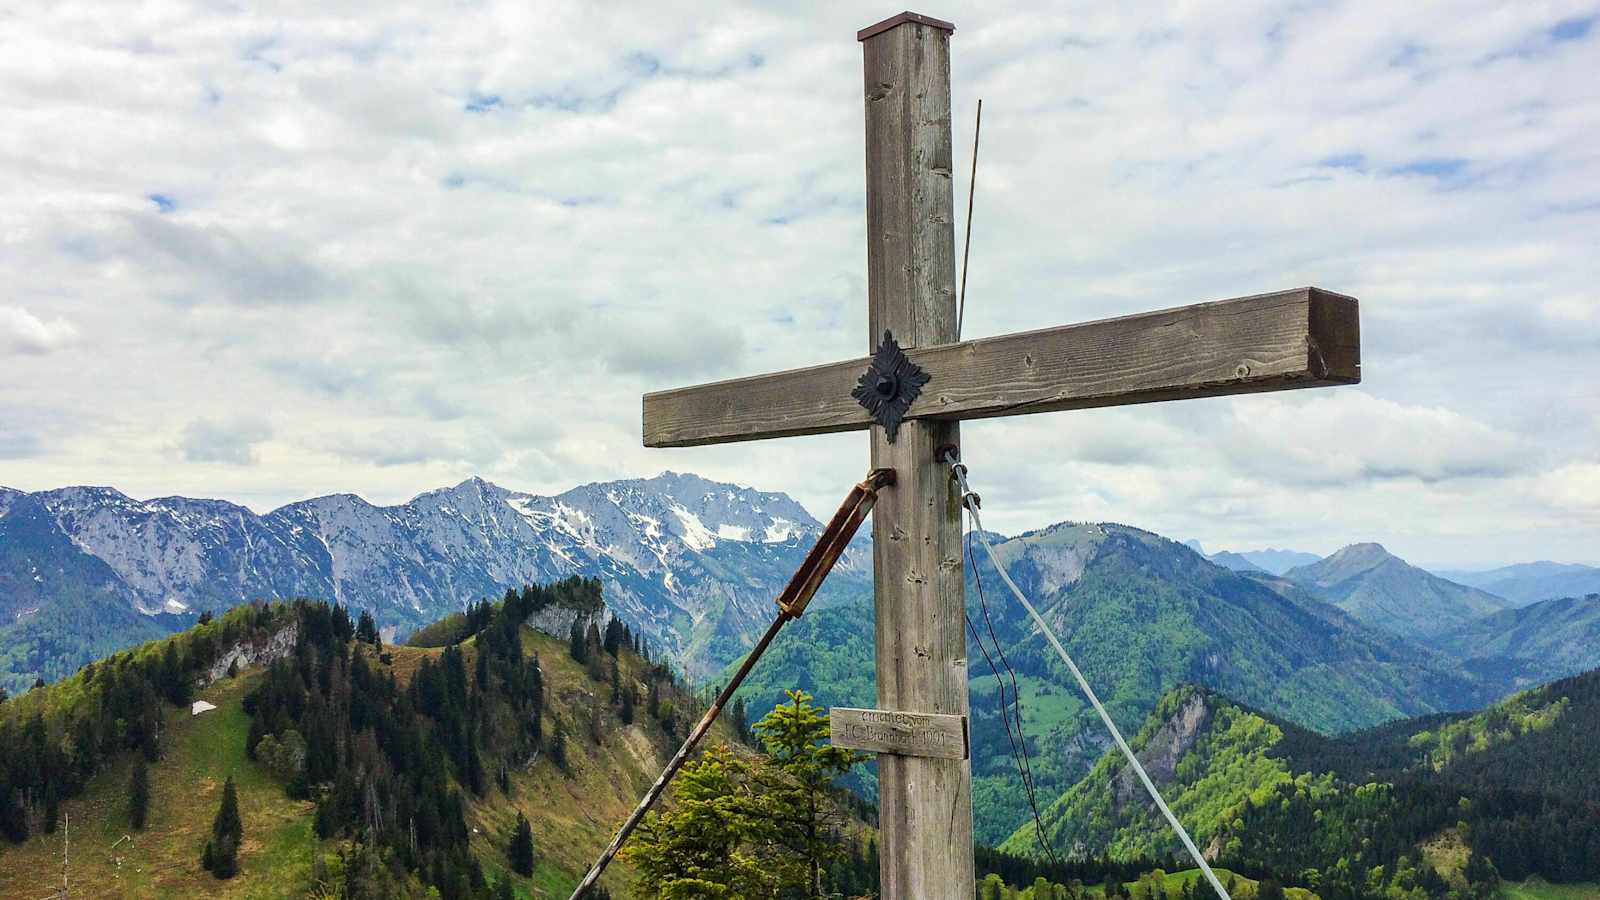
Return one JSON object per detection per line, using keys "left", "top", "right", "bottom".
{"left": 963, "top": 534, "right": 1059, "bottom": 867}
{"left": 967, "top": 525, "right": 1058, "bottom": 867}
{"left": 947, "top": 453, "right": 1233, "bottom": 900}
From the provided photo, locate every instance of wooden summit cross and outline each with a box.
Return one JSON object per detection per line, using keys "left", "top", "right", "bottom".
{"left": 642, "top": 11, "right": 1360, "bottom": 897}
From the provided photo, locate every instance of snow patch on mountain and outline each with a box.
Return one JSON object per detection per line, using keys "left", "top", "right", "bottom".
{"left": 670, "top": 506, "right": 718, "bottom": 550}
{"left": 3, "top": 472, "right": 869, "bottom": 681}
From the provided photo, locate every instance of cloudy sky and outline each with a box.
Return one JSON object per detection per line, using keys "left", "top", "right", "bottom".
{"left": 3, "top": 1, "right": 1596, "bottom": 569}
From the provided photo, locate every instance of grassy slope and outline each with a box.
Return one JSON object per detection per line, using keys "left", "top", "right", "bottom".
{"left": 0, "top": 670, "right": 316, "bottom": 899}
{"left": 1501, "top": 879, "right": 1600, "bottom": 899}
{"left": 0, "top": 625, "right": 750, "bottom": 899}
{"left": 1138, "top": 868, "right": 1318, "bottom": 900}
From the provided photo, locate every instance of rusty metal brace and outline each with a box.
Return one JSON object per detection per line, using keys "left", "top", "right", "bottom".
{"left": 568, "top": 468, "right": 895, "bottom": 900}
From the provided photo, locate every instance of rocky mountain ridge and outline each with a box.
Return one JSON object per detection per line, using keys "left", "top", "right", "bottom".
{"left": 0, "top": 472, "right": 868, "bottom": 686}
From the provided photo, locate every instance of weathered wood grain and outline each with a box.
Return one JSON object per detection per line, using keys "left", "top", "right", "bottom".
{"left": 860, "top": 15, "right": 975, "bottom": 899}
{"left": 830, "top": 708, "right": 969, "bottom": 760}
{"left": 643, "top": 287, "right": 1361, "bottom": 447}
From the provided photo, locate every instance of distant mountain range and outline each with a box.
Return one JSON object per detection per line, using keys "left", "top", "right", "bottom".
{"left": 0, "top": 473, "right": 868, "bottom": 691}
{"left": 1435, "top": 561, "right": 1600, "bottom": 607}
{"left": 1189, "top": 542, "right": 1321, "bottom": 576}
{"left": 1278, "top": 542, "right": 1512, "bottom": 639}
{"left": 1206, "top": 550, "right": 1268, "bottom": 574}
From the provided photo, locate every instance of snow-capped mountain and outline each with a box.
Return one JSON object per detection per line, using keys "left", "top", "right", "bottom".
{"left": 0, "top": 473, "right": 870, "bottom": 682}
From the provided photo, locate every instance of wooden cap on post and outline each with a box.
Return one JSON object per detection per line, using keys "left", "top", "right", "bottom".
{"left": 857, "top": 11, "right": 955, "bottom": 42}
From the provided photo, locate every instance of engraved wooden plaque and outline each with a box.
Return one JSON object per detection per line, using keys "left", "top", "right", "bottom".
{"left": 829, "top": 707, "right": 969, "bottom": 760}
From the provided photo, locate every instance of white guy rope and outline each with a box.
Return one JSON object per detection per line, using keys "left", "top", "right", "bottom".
{"left": 947, "top": 455, "right": 1232, "bottom": 900}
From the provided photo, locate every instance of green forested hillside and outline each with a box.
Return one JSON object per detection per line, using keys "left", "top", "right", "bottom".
{"left": 1000, "top": 686, "right": 1302, "bottom": 862}
{"left": 1431, "top": 593, "right": 1600, "bottom": 688}
{"left": 734, "top": 523, "right": 1495, "bottom": 844}
{"left": 0, "top": 581, "right": 871, "bottom": 898}
{"left": 1004, "top": 669, "right": 1600, "bottom": 899}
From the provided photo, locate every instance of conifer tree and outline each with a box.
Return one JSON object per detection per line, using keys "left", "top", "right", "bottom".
{"left": 203, "top": 775, "right": 243, "bottom": 878}
{"left": 129, "top": 759, "right": 150, "bottom": 830}
{"left": 160, "top": 641, "right": 190, "bottom": 705}
{"left": 731, "top": 696, "right": 749, "bottom": 745}
{"left": 549, "top": 720, "right": 568, "bottom": 771}
{"left": 568, "top": 621, "right": 587, "bottom": 664}
{"left": 355, "top": 609, "right": 381, "bottom": 647}
{"left": 624, "top": 745, "right": 783, "bottom": 896}
{"left": 752, "top": 689, "right": 868, "bottom": 898}
{"left": 509, "top": 811, "right": 535, "bottom": 876}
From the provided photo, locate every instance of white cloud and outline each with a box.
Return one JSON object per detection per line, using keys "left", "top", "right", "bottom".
{"left": 1536, "top": 461, "right": 1600, "bottom": 517}
{"left": 1, "top": 307, "right": 80, "bottom": 354}
{"left": 0, "top": 0, "right": 1595, "bottom": 567}
{"left": 1223, "top": 391, "right": 1533, "bottom": 486}
{"left": 181, "top": 417, "right": 273, "bottom": 465}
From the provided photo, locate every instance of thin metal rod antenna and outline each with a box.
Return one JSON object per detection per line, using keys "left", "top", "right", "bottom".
{"left": 957, "top": 98, "right": 982, "bottom": 339}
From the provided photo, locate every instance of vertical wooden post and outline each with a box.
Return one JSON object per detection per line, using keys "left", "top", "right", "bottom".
{"left": 859, "top": 12, "right": 973, "bottom": 898}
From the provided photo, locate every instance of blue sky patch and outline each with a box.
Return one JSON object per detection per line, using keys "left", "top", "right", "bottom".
{"left": 1390, "top": 158, "right": 1467, "bottom": 178}
{"left": 147, "top": 193, "right": 176, "bottom": 213}
{"left": 464, "top": 93, "right": 501, "bottom": 113}
{"left": 1550, "top": 15, "right": 1593, "bottom": 42}
{"left": 1319, "top": 153, "right": 1366, "bottom": 171}
{"left": 1389, "top": 42, "right": 1424, "bottom": 67}
{"left": 627, "top": 52, "right": 662, "bottom": 77}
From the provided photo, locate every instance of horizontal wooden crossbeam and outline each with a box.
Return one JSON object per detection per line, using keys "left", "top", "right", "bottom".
{"left": 643, "top": 287, "right": 1359, "bottom": 448}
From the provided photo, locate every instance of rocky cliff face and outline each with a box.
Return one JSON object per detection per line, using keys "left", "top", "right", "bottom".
{"left": 202, "top": 620, "right": 300, "bottom": 686}
{"left": 525, "top": 600, "right": 605, "bottom": 644}
{"left": 2, "top": 472, "right": 871, "bottom": 681}
{"left": 1112, "top": 691, "right": 1211, "bottom": 812}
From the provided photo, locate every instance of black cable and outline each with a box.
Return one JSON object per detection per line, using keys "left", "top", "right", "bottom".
{"left": 968, "top": 528, "right": 1054, "bottom": 867}
{"left": 966, "top": 519, "right": 1060, "bottom": 867}
{"left": 964, "top": 608, "right": 1026, "bottom": 800}
{"left": 971, "top": 530, "right": 1048, "bottom": 826}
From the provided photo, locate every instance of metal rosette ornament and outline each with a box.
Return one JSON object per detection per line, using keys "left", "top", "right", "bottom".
{"left": 852, "top": 330, "right": 931, "bottom": 444}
